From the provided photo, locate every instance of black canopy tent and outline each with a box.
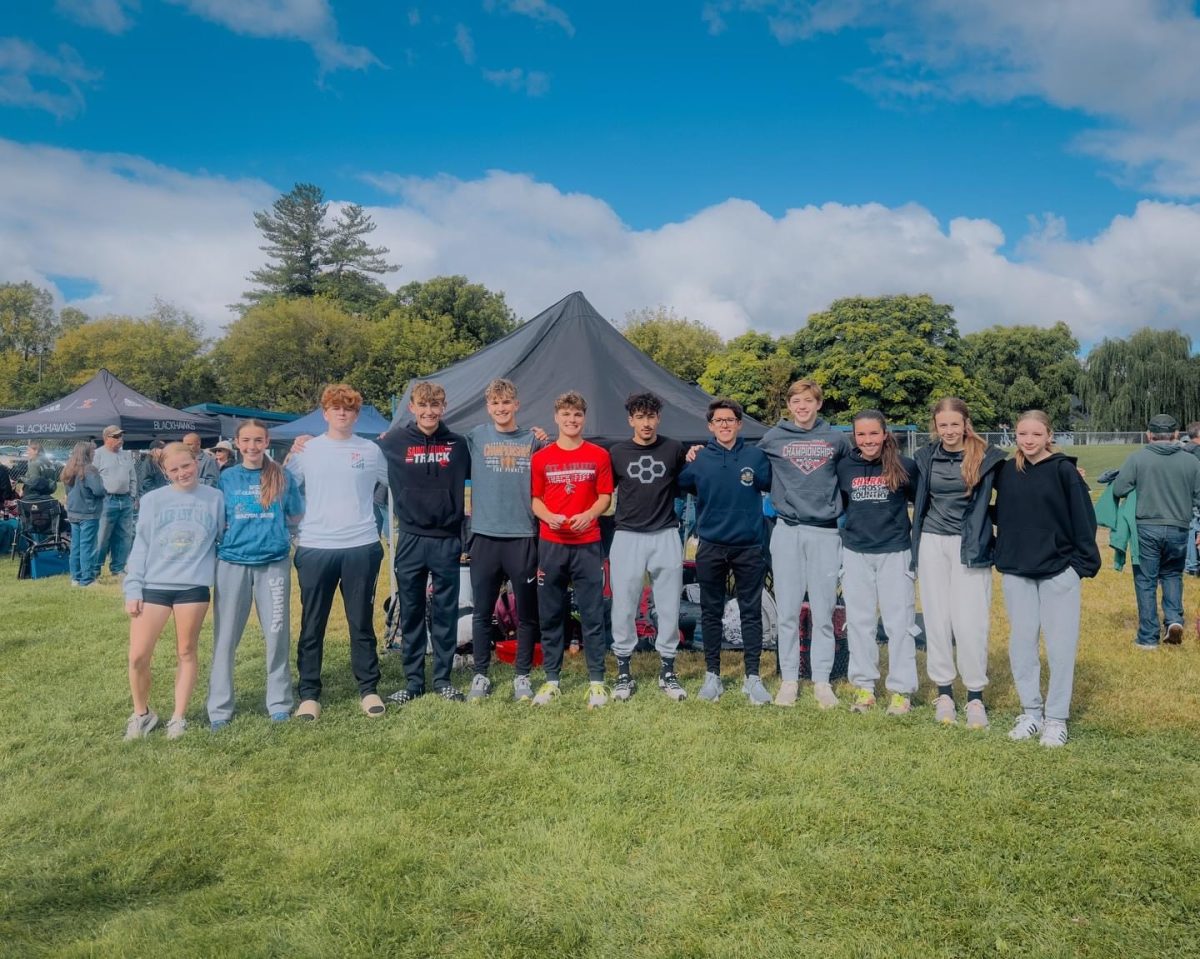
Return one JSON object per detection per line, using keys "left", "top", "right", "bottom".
{"left": 390, "top": 291, "right": 768, "bottom": 443}
{"left": 0, "top": 369, "right": 220, "bottom": 446}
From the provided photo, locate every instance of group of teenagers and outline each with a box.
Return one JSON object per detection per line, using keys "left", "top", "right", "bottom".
{"left": 96, "top": 376, "right": 1103, "bottom": 749}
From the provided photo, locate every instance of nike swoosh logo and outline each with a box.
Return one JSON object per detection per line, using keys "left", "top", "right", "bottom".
{"left": 526, "top": 577, "right": 536, "bottom": 584}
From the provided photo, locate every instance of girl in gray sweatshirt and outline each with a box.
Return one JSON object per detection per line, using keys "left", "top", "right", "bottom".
{"left": 122, "top": 442, "right": 223, "bottom": 742}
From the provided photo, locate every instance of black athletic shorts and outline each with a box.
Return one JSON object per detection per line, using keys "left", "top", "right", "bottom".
{"left": 141, "top": 586, "right": 211, "bottom": 607}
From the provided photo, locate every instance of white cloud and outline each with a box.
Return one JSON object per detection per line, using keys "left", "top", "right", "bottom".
{"left": 0, "top": 38, "right": 100, "bottom": 119}
{"left": 483, "top": 0, "right": 575, "bottom": 37}
{"left": 5, "top": 139, "right": 1200, "bottom": 348}
{"left": 709, "top": 0, "right": 1200, "bottom": 197}
{"left": 166, "top": 0, "right": 378, "bottom": 73}
{"left": 0, "top": 139, "right": 269, "bottom": 328}
{"left": 454, "top": 23, "right": 475, "bottom": 64}
{"left": 55, "top": 0, "right": 140, "bottom": 34}
{"left": 482, "top": 66, "right": 550, "bottom": 96}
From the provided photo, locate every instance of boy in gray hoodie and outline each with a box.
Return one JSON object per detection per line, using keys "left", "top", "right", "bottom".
{"left": 757, "top": 379, "right": 850, "bottom": 708}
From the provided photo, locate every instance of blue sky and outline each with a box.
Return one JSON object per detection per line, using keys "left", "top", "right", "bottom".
{"left": 3, "top": 1, "right": 1200, "bottom": 343}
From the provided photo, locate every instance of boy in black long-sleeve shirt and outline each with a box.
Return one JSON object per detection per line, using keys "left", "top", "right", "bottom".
{"left": 378, "top": 381, "right": 471, "bottom": 703}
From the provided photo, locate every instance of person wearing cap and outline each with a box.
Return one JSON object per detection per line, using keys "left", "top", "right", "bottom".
{"left": 1112, "top": 414, "right": 1200, "bottom": 649}
{"left": 211, "top": 440, "right": 236, "bottom": 472}
{"left": 182, "top": 433, "right": 221, "bottom": 488}
{"left": 93, "top": 425, "right": 138, "bottom": 578}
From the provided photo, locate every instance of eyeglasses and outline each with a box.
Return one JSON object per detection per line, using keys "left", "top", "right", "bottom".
{"left": 710, "top": 418, "right": 739, "bottom": 426}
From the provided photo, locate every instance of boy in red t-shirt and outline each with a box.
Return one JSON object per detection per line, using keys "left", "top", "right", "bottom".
{"left": 530, "top": 391, "right": 614, "bottom": 708}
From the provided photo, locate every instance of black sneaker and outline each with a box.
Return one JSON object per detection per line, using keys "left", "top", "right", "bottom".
{"left": 387, "top": 688, "right": 421, "bottom": 705}
{"left": 658, "top": 672, "right": 687, "bottom": 701}
{"left": 612, "top": 673, "right": 637, "bottom": 701}
{"left": 435, "top": 685, "right": 466, "bottom": 703}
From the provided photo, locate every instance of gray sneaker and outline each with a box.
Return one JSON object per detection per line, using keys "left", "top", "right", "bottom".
{"left": 742, "top": 675, "right": 772, "bottom": 706}
{"left": 468, "top": 674, "right": 492, "bottom": 701}
{"left": 165, "top": 717, "right": 188, "bottom": 740}
{"left": 698, "top": 672, "right": 724, "bottom": 702}
{"left": 513, "top": 675, "right": 534, "bottom": 702}
{"left": 124, "top": 709, "right": 158, "bottom": 741}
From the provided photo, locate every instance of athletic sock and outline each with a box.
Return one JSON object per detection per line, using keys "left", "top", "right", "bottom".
{"left": 660, "top": 656, "right": 675, "bottom": 676}
{"left": 616, "top": 656, "right": 632, "bottom": 676}
{"left": 967, "top": 689, "right": 984, "bottom": 703}
{"left": 937, "top": 684, "right": 954, "bottom": 699}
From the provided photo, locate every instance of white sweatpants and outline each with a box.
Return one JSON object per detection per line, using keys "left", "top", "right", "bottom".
{"left": 917, "top": 532, "right": 991, "bottom": 691}
{"left": 609, "top": 528, "right": 683, "bottom": 659}
{"left": 1002, "top": 568, "right": 1081, "bottom": 722}
{"left": 842, "top": 548, "right": 919, "bottom": 694}
{"left": 773, "top": 523, "right": 841, "bottom": 683}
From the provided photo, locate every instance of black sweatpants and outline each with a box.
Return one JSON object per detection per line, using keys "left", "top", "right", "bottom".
{"left": 469, "top": 533, "right": 540, "bottom": 675}
{"left": 695, "top": 540, "right": 765, "bottom": 677}
{"left": 537, "top": 539, "right": 607, "bottom": 682}
{"left": 395, "top": 531, "right": 462, "bottom": 693}
{"left": 294, "top": 541, "right": 384, "bottom": 701}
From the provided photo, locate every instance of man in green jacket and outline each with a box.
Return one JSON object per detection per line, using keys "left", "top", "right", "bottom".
{"left": 1112, "top": 414, "right": 1200, "bottom": 648}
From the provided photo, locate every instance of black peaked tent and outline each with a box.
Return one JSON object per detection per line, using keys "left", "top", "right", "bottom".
{"left": 0, "top": 369, "right": 220, "bottom": 445}
{"left": 391, "top": 291, "right": 767, "bottom": 443}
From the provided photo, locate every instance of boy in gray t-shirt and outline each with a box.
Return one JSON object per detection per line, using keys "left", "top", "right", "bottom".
{"left": 464, "top": 378, "right": 545, "bottom": 702}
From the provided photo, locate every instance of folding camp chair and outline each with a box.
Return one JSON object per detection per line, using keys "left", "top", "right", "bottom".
{"left": 15, "top": 497, "right": 71, "bottom": 579}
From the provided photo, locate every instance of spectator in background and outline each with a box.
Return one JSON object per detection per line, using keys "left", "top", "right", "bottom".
{"left": 211, "top": 440, "right": 236, "bottom": 472}
{"left": 182, "top": 433, "right": 221, "bottom": 488}
{"left": 1112, "top": 413, "right": 1200, "bottom": 648}
{"left": 0, "top": 461, "right": 16, "bottom": 555}
{"left": 93, "top": 425, "right": 138, "bottom": 578}
{"left": 21, "top": 441, "right": 56, "bottom": 497}
{"left": 62, "top": 441, "right": 106, "bottom": 588}
{"left": 1185, "top": 422, "right": 1200, "bottom": 576}
{"left": 137, "top": 440, "right": 169, "bottom": 498}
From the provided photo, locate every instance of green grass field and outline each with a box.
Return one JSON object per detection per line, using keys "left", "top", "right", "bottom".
{"left": 2, "top": 471, "right": 1199, "bottom": 957}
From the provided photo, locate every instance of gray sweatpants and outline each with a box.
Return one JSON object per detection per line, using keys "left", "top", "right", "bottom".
{"left": 842, "top": 548, "right": 919, "bottom": 694}
{"left": 610, "top": 528, "right": 683, "bottom": 659}
{"left": 1002, "top": 568, "right": 1081, "bottom": 722}
{"left": 917, "top": 532, "right": 991, "bottom": 691}
{"left": 773, "top": 523, "right": 841, "bottom": 683}
{"left": 207, "top": 557, "right": 294, "bottom": 723}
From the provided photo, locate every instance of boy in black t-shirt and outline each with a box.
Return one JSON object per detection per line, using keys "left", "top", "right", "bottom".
{"left": 607, "top": 392, "right": 688, "bottom": 701}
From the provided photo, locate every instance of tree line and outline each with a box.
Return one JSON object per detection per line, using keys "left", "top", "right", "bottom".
{"left": 1, "top": 182, "right": 1197, "bottom": 428}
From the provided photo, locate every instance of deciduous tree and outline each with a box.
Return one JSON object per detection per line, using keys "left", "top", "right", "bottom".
{"left": 962, "top": 322, "right": 1081, "bottom": 429}
{"left": 1077, "top": 328, "right": 1200, "bottom": 431}
{"left": 621, "top": 307, "right": 723, "bottom": 383}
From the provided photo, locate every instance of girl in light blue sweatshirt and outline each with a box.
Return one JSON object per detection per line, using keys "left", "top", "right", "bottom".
{"left": 207, "top": 420, "right": 303, "bottom": 730}
{"left": 123, "top": 442, "right": 223, "bottom": 742}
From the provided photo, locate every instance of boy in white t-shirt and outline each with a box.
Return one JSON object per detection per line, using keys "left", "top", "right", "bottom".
{"left": 285, "top": 384, "right": 389, "bottom": 722}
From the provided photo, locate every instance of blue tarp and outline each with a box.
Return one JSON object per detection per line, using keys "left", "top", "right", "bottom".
{"left": 270, "top": 404, "right": 391, "bottom": 440}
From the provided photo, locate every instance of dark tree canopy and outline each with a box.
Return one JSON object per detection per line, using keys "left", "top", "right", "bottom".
{"left": 242, "top": 184, "right": 397, "bottom": 312}
{"left": 1077, "top": 328, "right": 1200, "bottom": 431}
{"left": 962, "top": 322, "right": 1081, "bottom": 429}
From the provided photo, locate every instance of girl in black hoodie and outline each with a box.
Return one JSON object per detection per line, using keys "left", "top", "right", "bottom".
{"left": 837, "top": 410, "right": 920, "bottom": 716}
{"left": 994, "top": 410, "right": 1100, "bottom": 748}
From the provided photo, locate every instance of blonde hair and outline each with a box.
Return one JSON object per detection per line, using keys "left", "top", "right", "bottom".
{"left": 485, "top": 378, "right": 517, "bottom": 401}
{"left": 236, "top": 419, "right": 287, "bottom": 508}
{"left": 160, "top": 441, "right": 196, "bottom": 482}
{"left": 929, "top": 397, "right": 987, "bottom": 492}
{"left": 787, "top": 379, "right": 823, "bottom": 402}
{"left": 554, "top": 391, "right": 587, "bottom": 413}
{"left": 320, "top": 383, "right": 362, "bottom": 412}
{"left": 1014, "top": 410, "right": 1056, "bottom": 472}
{"left": 411, "top": 381, "right": 447, "bottom": 405}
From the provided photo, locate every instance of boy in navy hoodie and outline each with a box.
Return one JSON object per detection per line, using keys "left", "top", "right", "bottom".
{"left": 678, "top": 398, "right": 772, "bottom": 704}
{"left": 379, "top": 381, "right": 472, "bottom": 703}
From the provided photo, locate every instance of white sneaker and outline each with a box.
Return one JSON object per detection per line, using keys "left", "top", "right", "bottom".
{"left": 165, "top": 717, "right": 188, "bottom": 740}
{"left": 1008, "top": 712, "right": 1043, "bottom": 741}
{"left": 1040, "top": 719, "right": 1069, "bottom": 748}
{"left": 812, "top": 683, "right": 839, "bottom": 710}
{"left": 934, "top": 694, "right": 957, "bottom": 725}
{"left": 965, "top": 699, "right": 989, "bottom": 730}
{"left": 774, "top": 680, "right": 799, "bottom": 707}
